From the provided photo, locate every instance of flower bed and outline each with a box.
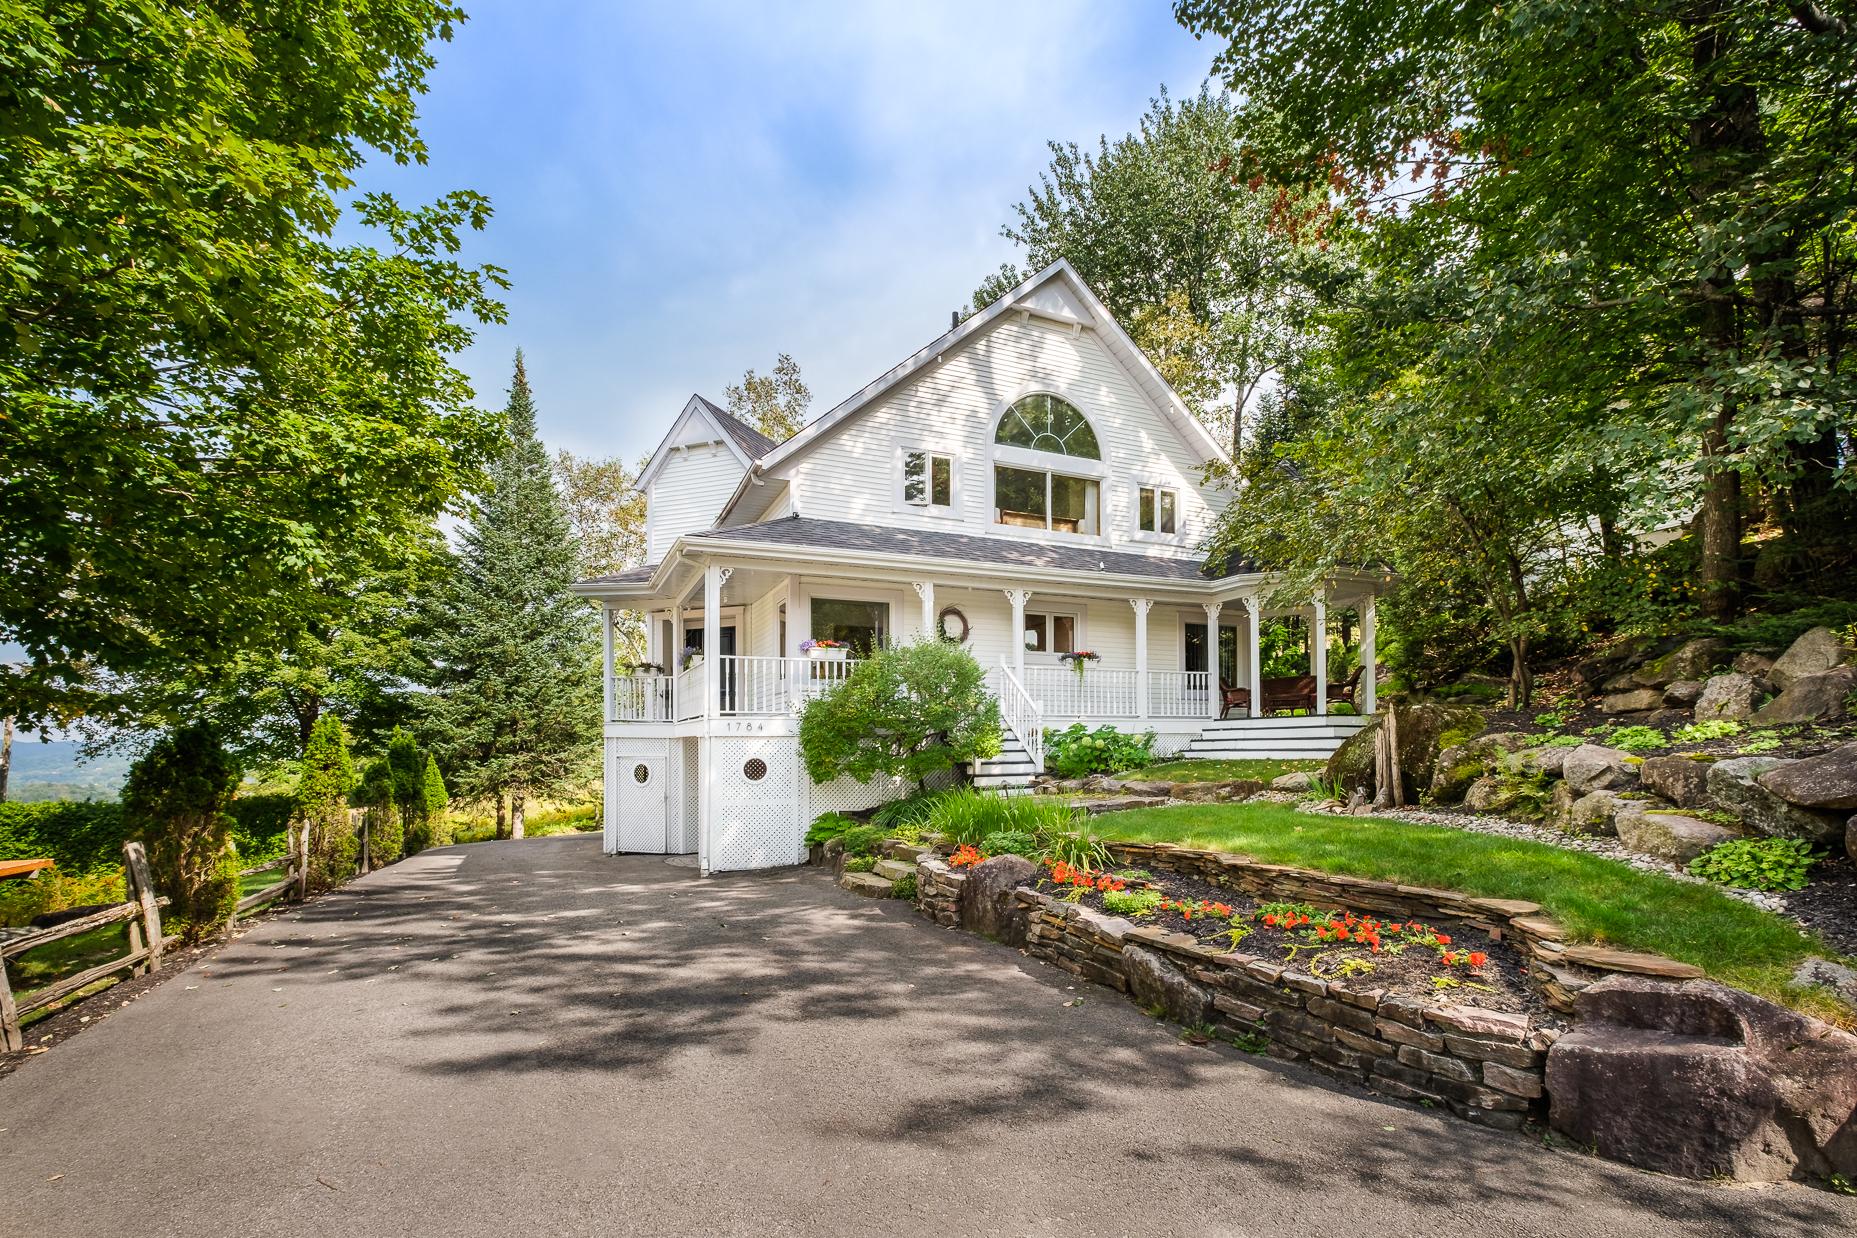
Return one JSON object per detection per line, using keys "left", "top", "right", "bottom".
{"left": 1027, "top": 861, "right": 1542, "bottom": 1015}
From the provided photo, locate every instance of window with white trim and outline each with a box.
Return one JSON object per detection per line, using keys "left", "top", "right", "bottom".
{"left": 1139, "top": 486, "right": 1178, "bottom": 534}
{"left": 902, "top": 449, "right": 953, "bottom": 509}
{"left": 1023, "top": 611, "right": 1078, "bottom": 655}
{"left": 995, "top": 466, "right": 1099, "bottom": 535}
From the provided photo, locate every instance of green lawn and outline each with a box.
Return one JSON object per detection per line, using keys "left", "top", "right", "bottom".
{"left": 1129, "top": 758, "right": 1324, "bottom": 783}
{"left": 1092, "top": 800, "right": 1852, "bottom": 1024}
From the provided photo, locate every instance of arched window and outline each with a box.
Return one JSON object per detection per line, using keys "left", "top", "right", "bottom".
{"left": 995, "top": 394, "right": 1100, "bottom": 459}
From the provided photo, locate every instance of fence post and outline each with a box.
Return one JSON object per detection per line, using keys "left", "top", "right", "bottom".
{"left": 122, "top": 841, "right": 164, "bottom": 973}
{"left": 0, "top": 950, "right": 21, "bottom": 1051}
{"left": 354, "top": 808, "right": 370, "bottom": 874}
{"left": 295, "top": 816, "right": 310, "bottom": 901}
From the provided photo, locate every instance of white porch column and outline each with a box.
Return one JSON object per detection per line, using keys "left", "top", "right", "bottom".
{"left": 703, "top": 564, "right": 728, "bottom": 720}
{"left": 785, "top": 576, "right": 804, "bottom": 658}
{"left": 913, "top": 581, "right": 936, "bottom": 641}
{"left": 601, "top": 603, "right": 616, "bottom": 724}
{"left": 1312, "top": 592, "right": 1329, "bottom": 716}
{"left": 1246, "top": 596, "right": 1263, "bottom": 718}
{"left": 1201, "top": 602, "right": 1223, "bottom": 721}
{"left": 1130, "top": 598, "right": 1152, "bottom": 720}
{"left": 1360, "top": 594, "right": 1378, "bottom": 715}
{"left": 1005, "top": 588, "right": 1032, "bottom": 680}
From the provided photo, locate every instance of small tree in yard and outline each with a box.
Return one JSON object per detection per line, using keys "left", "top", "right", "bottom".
{"left": 798, "top": 641, "right": 1002, "bottom": 789}
{"left": 385, "top": 727, "right": 426, "bottom": 848}
{"left": 299, "top": 713, "right": 358, "bottom": 888}
{"left": 355, "top": 757, "right": 403, "bottom": 867}
{"left": 122, "top": 724, "right": 239, "bottom": 940}
{"left": 417, "top": 754, "right": 451, "bottom": 849}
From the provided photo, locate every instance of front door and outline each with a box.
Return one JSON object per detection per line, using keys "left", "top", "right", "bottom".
{"left": 684, "top": 624, "right": 737, "bottom": 712}
{"left": 1185, "top": 622, "right": 1240, "bottom": 691}
{"left": 613, "top": 752, "right": 670, "bottom": 853}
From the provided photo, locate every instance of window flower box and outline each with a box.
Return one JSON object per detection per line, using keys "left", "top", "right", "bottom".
{"left": 802, "top": 639, "right": 849, "bottom": 662}
{"left": 1058, "top": 649, "right": 1100, "bottom": 680}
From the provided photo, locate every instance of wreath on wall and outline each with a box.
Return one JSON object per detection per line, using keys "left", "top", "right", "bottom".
{"left": 937, "top": 606, "right": 971, "bottom": 644}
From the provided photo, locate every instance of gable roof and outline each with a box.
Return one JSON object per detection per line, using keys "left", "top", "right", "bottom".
{"left": 693, "top": 395, "right": 780, "bottom": 460}
{"left": 635, "top": 393, "right": 773, "bottom": 492}
{"left": 742, "top": 259, "right": 1230, "bottom": 480}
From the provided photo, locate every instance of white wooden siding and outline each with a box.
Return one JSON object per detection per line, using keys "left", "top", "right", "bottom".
{"left": 777, "top": 315, "right": 1227, "bottom": 552}
{"left": 645, "top": 443, "right": 747, "bottom": 561}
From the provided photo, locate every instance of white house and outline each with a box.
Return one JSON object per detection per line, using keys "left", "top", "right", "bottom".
{"left": 573, "top": 261, "right": 1386, "bottom": 873}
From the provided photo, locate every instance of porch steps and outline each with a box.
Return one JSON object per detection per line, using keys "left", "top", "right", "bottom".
{"left": 973, "top": 731, "right": 1039, "bottom": 793}
{"left": 1182, "top": 715, "right": 1370, "bottom": 762}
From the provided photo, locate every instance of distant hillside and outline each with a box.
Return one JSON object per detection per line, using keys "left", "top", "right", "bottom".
{"left": 4, "top": 740, "right": 130, "bottom": 803}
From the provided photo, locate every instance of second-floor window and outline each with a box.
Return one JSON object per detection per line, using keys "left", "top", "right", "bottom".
{"left": 902, "top": 449, "right": 953, "bottom": 509}
{"left": 995, "top": 466, "right": 1099, "bottom": 534}
{"left": 993, "top": 393, "right": 1103, "bottom": 536}
{"left": 1139, "top": 486, "right": 1177, "bottom": 534}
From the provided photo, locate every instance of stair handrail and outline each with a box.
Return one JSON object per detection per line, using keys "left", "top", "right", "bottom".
{"left": 996, "top": 657, "right": 1045, "bottom": 775}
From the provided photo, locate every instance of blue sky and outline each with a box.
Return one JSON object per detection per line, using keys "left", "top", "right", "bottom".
{"left": 355, "top": 1, "right": 1219, "bottom": 461}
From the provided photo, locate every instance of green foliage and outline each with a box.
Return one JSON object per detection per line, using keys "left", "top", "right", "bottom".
{"left": 0, "top": 800, "right": 127, "bottom": 874}
{"left": 1101, "top": 887, "right": 1164, "bottom": 917}
{"left": 355, "top": 758, "right": 404, "bottom": 868}
{"left": 1533, "top": 712, "right": 1567, "bottom": 729}
{"left": 724, "top": 353, "right": 811, "bottom": 442}
{"left": 1687, "top": 838, "right": 1820, "bottom": 893}
{"left": 0, "top": 864, "right": 126, "bottom": 930}
{"left": 1737, "top": 735, "right": 1784, "bottom": 755}
{"left": 298, "top": 714, "right": 358, "bottom": 889}
{"left": 122, "top": 724, "right": 240, "bottom": 939}
{"left": 1040, "top": 829, "right": 1114, "bottom": 872}
{"left": 1672, "top": 719, "right": 1742, "bottom": 744}
{"left": 0, "top": 2, "right": 507, "bottom": 730}
{"left": 386, "top": 728, "right": 427, "bottom": 838}
{"left": 228, "top": 795, "right": 296, "bottom": 866}
{"left": 842, "top": 855, "right": 877, "bottom": 874}
{"left": 1692, "top": 598, "right": 1857, "bottom": 654}
{"left": 415, "top": 354, "right": 601, "bottom": 820}
{"left": 1543, "top": 733, "right": 1586, "bottom": 748}
{"left": 923, "top": 789, "right": 1080, "bottom": 847}
{"left": 870, "top": 788, "right": 950, "bottom": 829}
{"left": 414, "top": 755, "right": 452, "bottom": 851}
{"left": 804, "top": 813, "right": 863, "bottom": 847}
{"left": 1043, "top": 724, "right": 1156, "bottom": 779}
{"left": 979, "top": 830, "right": 1038, "bottom": 859}
{"left": 798, "top": 641, "right": 1002, "bottom": 787}
{"left": 1607, "top": 726, "right": 1666, "bottom": 753}
{"left": 834, "top": 826, "right": 890, "bottom": 858}
{"left": 892, "top": 873, "right": 918, "bottom": 902}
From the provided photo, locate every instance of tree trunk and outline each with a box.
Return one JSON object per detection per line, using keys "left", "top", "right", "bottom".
{"left": 1509, "top": 635, "right": 1534, "bottom": 711}
{"left": 495, "top": 794, "right": 508, "bottom": 841}
{"left": 0, "top": 715, "right": 11, "bottom": 803}
{"left": 510, "top": 792, "right": 526, "bottom": 841}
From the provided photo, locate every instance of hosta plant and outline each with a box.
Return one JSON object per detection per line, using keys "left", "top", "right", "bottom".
{"left": 1687, "top": 837, "right": 1819, "bottom": 891}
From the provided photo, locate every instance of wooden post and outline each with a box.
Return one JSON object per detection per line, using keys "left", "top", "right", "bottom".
{"left": 295, "top": 816, "right": 310, "bottom": 901}
{"left": 1372, "top": 722, "right": 1392, "bottom": 811}
{"left": 1387, "top": 701, "right": 1406, "bottom": 808}
{"left": 122, "top": 841, "right": 163, "bottom": 973}
{"left": 0, "top": 946, "right": 21, "bottom": 1051}
{"left": 354, "top": 807, "right": 370, "bottom": 874}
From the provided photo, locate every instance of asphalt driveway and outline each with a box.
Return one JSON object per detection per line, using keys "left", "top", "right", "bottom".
{"left": 2, "top": 835, "right": 1851, "bottom": 1237}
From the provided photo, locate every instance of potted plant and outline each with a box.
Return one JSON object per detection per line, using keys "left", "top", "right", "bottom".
{"left": 679, "top": 644, "right": 702, "bottom": 672}
{"left": 1058, "top": 650, "right": 1100, "bottom": 681}
{"left": 802, "top": 638, "right": 849, "bottom": 662}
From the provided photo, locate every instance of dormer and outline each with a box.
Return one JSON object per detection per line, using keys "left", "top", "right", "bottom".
{"left": 639, "top": 396, "right": 777, "bottom": 561}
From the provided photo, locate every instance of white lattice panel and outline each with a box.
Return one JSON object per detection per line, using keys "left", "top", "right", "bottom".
{"left": 707, "top": 735, "right": 804, "bottom": 872}
{"left": 677, "top": 738, "right": 700, "bottom": 854}
{"left": 807, "top": 772, "right": 911, "bottom": 816}
{"left": 1151, "top": 733, "right": 1196, "bottom": 759}
{"left": 606, "top": 737, "right": 672, "bottom": 853}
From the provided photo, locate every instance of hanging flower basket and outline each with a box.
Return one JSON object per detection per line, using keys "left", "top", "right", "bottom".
{"left": 803, "top": 638, "right": 849, "bottom": 662}
{"left": 1059, "top": 650, "right": 1100, "bottom": 681}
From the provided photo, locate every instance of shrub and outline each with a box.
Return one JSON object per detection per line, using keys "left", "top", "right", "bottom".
{"left": 0, "top": 863, "right": 126, "bottom": 929}
{"left": 386, "top": 728, "right": 428, "bottom": 851}
{"left": 1608, "top": 725, "right": 1666, "bottom": 752}
{"left": 804, "top": 812, "right": 862, "bottom": 846}
{"left": 798, "top": 641, "right": 1002, "bottom": 787}
{"left": 123, "top": 724, "right": 240, "bottom": 940}
{"left": 298, "top": 714, "right": 358, "bottom": 889}
{"left": 228, "top": 794, "right": 295, "bottom": 865}
{"left": 1673, "top": 719, "right": 1742, "bottom": 744}
{"left": 843, "top": 854, "right": 877, "bottom": 873}
{"left": 416, "top": 755, "right": 452, "bottom": 850}
{"left": 835, "top": 825, "right": 889, "bottom": 857}
{"left": 0, "top": 800, "right": 127, "bottom": 874}
{"left": 1040, "top": 828, "right": 1112, "bottom": 872}
{"left": 1043, "top": 724, "right": 1156, "bottom": 778}
{"left": 1688, "top": 838, "right": 1820, "bottom": 892}
{"left": 979, "top": 829, "right": 1038, "bottom": 858}
{"left": 1101, "top": 887, "right": 1163, "bottom": 916}
{"left": 354, "top": 758, "right": 403, "bottom": 868}
{"left": 892, "top": 873, "right": 918, "bottom": 902}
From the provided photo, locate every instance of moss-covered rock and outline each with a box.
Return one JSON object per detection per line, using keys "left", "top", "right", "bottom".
{"left": 1326, "top": 701, "right": 1486, "bottom": 802}
{"left": 1429, "top": 731, "right": 1535, "bottom": 804}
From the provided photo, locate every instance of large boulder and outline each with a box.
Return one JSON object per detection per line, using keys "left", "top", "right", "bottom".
{"left": 1547, "top": 975, "right": 1857, "bottom": 1182}
{"left": 1757, "top": 741, "right": 1857, "bottom": 813}
{"left": 956, "top": 854, "right": 1037, "bottom": 946}
{"left": 1754, "top": 666, "right": 1857, "bottom": 725}
{"left": 1562, "top": 744, "right": 1640, "bottom": 794}
{"left": 1638, "top": 755, "right": 1714, "bottom": 809}
{"left": 1602, "top": 687, "right": 1664, "bottom": 714}
{"left": 1464, "top": 775, "right": 1525, "bottom": 814}
{"left": 1662, "top": 679, "right": 1705, "bottom": 707}
{"left": 1429, "top": 731, "right": 1533, "bottom": 804}
{"left": 1614, "top": 806, "right": 1740, "bottom": 864}
{"left": 1768, "top": 626, "right": 1853, "bottom": 692}
{"left": 1325, "top": 701, "right": 1485, "bottom": 803}
{"left": 1121, "top": 944, "right": 1212, "bottom": 1026}
{"left": 1692, "top": 672, "right": 1761, "bottom": 723}
{"left": 1631, "top": 637, "right": 1727, "bottom": 687}
{"left": 1707, "top": 757, "right": 1846, "bottom": 847}
{"left": 1558, "top": 788, "right": 1628, "bottom": 836}
{"left": 1731, "top": 651, "right": 1776, "bottom": 681}
{"left": 1513, "top": 744, "right": 1573, "bottom": 778}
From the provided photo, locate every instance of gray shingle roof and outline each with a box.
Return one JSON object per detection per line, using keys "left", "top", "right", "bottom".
{"left": 695, "top": 395, "right": 780, "bottom": 460}
{"left": 582, "top": 562, "right": 658, "bottom": 585}
{"left": 687, "top": 517, "right": 1254, "bottom": 581}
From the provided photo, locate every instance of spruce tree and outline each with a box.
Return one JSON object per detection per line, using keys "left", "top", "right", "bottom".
{"left": 417, "top": 352, "right": 600, "bottom": 838}
{"left": 299, "top": 713, "right": 358, "bottom": 887}
{"left": 419, "top": 754, "right": 451, "bottom": 849}
{"left": 385, "top": 727, "right": 426, "bottom": 842}
{"left": 356, "top": 757, "right": 403, "bottom": 867}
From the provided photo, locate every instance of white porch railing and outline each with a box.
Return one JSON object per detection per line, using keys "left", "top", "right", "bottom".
{"left": 674, "top": 660, "right": 706, "bottom": 722}
{"left": 613, "top": 673, "right": 674, "bottom": 722}
{"left": 997, "top": 658, "right": 1046, "bottom": 773}
{"left": 1023, "top": 665, "right": 1140, "bottom": 719}
{"left": 1149, "top": 670, "right": 1212, "bottom": 719}
{"left": 720, "top": 655, "right": 855, "bottom": 715}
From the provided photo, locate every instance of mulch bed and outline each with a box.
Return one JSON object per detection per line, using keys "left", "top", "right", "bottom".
{"left": 1782, "top": 855, "right": 1857, "bottom": 959}
{"left": 1026, "top": 863, "right": 1548, "bottom": 1018}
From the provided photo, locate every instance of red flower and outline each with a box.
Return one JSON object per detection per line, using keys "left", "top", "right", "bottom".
{"left": 1435, "top": 933, "right": 1452, "bottom": 945}
{"left": 1468, "top": 951, "right": 1488, "bottom": 968}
